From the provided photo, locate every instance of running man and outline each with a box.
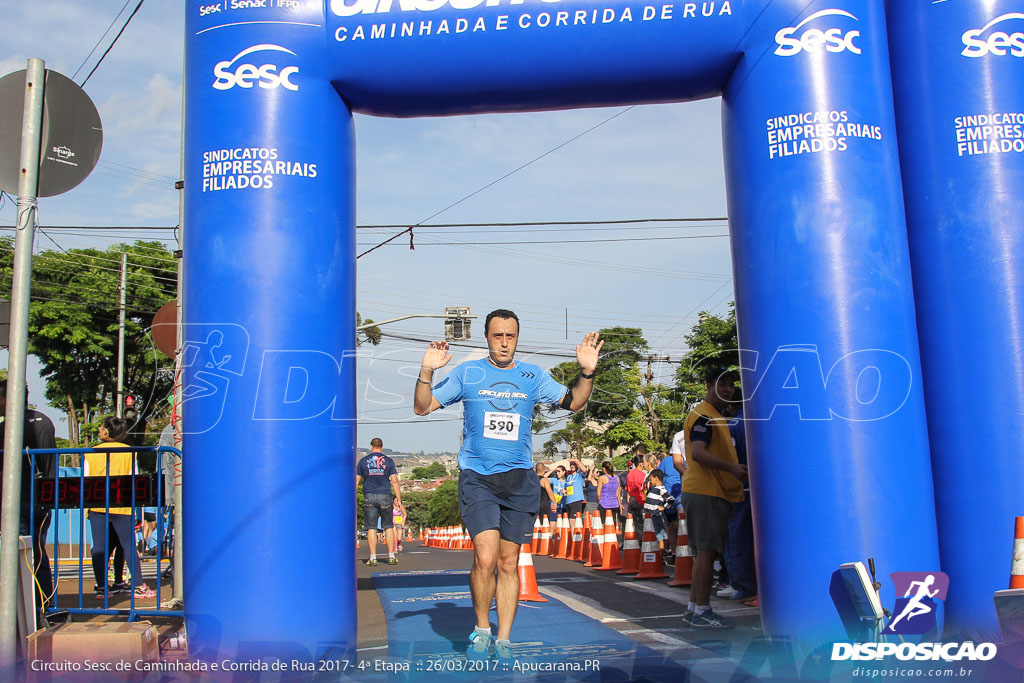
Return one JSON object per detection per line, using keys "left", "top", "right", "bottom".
{"left": 413, "top": 309, "right": 601, "bottom": 660}
{"left": 886, "top": 574, "right": 940, "bottom": 632}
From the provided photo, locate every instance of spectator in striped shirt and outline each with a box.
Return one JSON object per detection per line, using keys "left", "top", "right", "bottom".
{"left": 643, "top": 469, "right": 674, "bottom": 553}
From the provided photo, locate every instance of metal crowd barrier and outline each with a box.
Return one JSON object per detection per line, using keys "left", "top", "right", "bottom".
{"left": 24, "top": 446, "right": 182, "bottom": 622}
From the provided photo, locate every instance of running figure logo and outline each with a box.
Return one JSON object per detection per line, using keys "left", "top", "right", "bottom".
{"left": 883, "top": 571, "right": 949, "bottom": 635}
{"left": 179, "top": 324, "right": 249, "bottom": 434}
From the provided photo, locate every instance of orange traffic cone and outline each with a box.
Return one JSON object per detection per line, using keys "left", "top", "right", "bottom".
{"left": 571, "top": 513, "right": 585, "bottom": 562}
{"left": 1011, "top": 517, "right": 1024, "bottom": 589}
{"left": 634, "top": 513, "right": 669, "bottom": 580}
{"left": 531, "top": 517, "right": 542, "bottom": 554}
{"left": 517, "top": 543, "right": 548, "bottom": 602}
{"left": 616, "top": 514, "right": 641, "bottom": 575}
{"left": 585, "top": 510, "right": 603, "bottom": 568}
{"left": 418, "top": 528, "right": 424, "bottom": 542}
{"left": 668, "top": 505, "right": 694, "bottom": 587}
{"left": 537, "top": 517, "right": 552, "bottom": 556}
{"left": 596, "top": 510, "right": 622, "bottom": 571}
{"left": 579, "top": 512, "right": 593, "bottom": 564}
{"left": 553, "top": 514, "right": 571, "bottom": 559}
{"left": 548, "top": 514, "right": 560, "bottom": 557}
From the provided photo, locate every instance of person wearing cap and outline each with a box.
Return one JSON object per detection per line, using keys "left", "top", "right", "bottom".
{"left": 680, "top": 367, "right": 747, "bottom": 629}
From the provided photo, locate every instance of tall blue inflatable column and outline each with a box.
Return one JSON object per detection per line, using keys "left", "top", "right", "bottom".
{"left": 184, "top": 2, "right": 356, "bottom": 660}
{"left": 888, "top": 2, "right": 1024, "bottom": 639}
{"left": 723, "top": 0, "right": 939, "bottom": 640}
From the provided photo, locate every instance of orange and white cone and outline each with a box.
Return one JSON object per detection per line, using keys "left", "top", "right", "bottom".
{"left": 668, "top": 504, "right": 694, "bottom": 587}
{"left": 585, "top": 511, "right": 603, "bottom": 568}
{"left": 579, "top": 512, "right": 593, "bottom": 564}
{"left": 616, "top": 514, "right": 641, "bottom": 575}
{"left": 553, "top": 514, "right": 571, "bottom": 559}
{"left": 537, "top": 517, "right": 552, "bottom": 556}
{"left": 634, "top": 513, "right": 669, "bottom": 580}
{"left": 1011, "top": 517, "right": 1024, "bottom": 589}
{"left": 548, "top": 514, "right": 561, "bottom": 557}
{"left": 572, "top": 514, "right": 586, "bottom": 562}
{"left": 597, "top": 510, "right": 622, "bottom": 571}
{"left": 517, "top": 543, "right": 548, "bottom": 602}
{"left": 531, "top": 517, "right": 542, "bottom": 554}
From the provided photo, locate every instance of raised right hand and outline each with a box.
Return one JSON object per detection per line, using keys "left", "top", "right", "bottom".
{"left": 421, "top": 341, "right": 453, "bottom": 371}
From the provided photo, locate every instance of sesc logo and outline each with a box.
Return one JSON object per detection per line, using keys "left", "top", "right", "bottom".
{"left": 775, "top": 8, "right": 862, "bottom": 57}
{"left": 212, "top": 44, "right": 299, "bottom": 91}
{"left": 962, "top": 13, "right": 1024, "bottom": 57}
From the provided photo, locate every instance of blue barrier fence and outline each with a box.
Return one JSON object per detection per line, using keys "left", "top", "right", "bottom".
{"left": 24, "top": 446, "right": 182, "bottom": 622}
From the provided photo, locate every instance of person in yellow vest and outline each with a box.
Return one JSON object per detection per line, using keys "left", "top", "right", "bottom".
{"left": 680, "top": 368, "right": 746, "bottom": 629}
{"left": 84, "top": 416, "right": 156, "bottom": 599}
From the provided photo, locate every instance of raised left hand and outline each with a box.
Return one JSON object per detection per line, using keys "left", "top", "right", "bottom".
{"left": 576, "top": 331, "right": 603, "bottom": 375}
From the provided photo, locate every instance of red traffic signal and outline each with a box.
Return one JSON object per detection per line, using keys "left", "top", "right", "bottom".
{"left": 124, "top": 394, "right": 138, "bottom": 421}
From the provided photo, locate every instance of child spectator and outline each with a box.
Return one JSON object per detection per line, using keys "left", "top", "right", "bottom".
{"left": 643, "top": 469, "right": 675, "bottom": 554}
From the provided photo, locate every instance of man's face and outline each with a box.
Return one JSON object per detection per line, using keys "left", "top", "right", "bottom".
{"left": 711, "top": 375, "right": 736, "bottom": 403}
{"left": 486, "top": 316, "right": 519, "bottom": 366}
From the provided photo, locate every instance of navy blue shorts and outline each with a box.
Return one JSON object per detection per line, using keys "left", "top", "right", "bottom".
{"left": 458, "top": 468, "right": 539, "bottom": 544}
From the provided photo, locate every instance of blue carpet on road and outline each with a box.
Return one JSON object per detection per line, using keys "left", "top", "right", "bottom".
{"left": 372, "top": 569, "right": 687, "bottom": 681}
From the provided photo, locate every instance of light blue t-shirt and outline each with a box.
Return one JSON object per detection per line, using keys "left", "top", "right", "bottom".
{"left": 563, "top": 470, "right": 585, "bottom": 505}
{"left": 431, "top": 359, "right": 567, "bottom": 474}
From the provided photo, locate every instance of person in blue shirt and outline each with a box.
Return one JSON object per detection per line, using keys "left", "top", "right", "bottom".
{"left": 658, "top": 450, "right": 682, "bottom": 562}
{"left": 562, "top": 459, "right": 587, "bottom": 518}
{"left": 356, "top": 438, "right": 403, "bottom": 566}
{"left": 413, "top": 309, "right": 602, "bottom": 661}
{"left": 548, "top": 466, "right": 567, "bottom": 520}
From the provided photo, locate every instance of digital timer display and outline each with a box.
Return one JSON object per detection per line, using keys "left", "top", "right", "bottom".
{"left": 35, "top": 474, "right": 157, "bottom": 509}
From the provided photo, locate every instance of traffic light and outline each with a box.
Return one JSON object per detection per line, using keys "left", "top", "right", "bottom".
{"left": 444, "top": 306, "right": 472, "bottom": 341}
{"left": 124, "top": 394, "right": 137, "bottom": 421}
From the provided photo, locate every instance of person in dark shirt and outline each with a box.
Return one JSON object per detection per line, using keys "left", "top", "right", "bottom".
{"left": 0, "top": 380, "right": 57, "bottom": 612}
{"left": 355, "top": 438, "right": 402, "bottom": 565}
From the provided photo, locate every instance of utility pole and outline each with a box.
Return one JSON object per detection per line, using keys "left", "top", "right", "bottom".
{"left": 115, "top": 251, "right": 127, "bottom": 417}
{"left": 169, "top": 59, "right": 187, "bottom": 606}
{"left": 642, "top": 354, "right": 671, "bottom": 445}
{"left": 0, "top": 57, "right": 44, "bottom": 670}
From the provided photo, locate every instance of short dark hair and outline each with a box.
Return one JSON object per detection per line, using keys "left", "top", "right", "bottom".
{"left": 704, "top": 366, "right": 738, "bottom": 385}
{"left": 634, "top": 443, "right": 648, "bottom": 455}
{"left": 484, "top": 309, "right": 519, "bottom": 335}
{"left": 101, "top": 416, "right": 129, "bottom": 442}
{"left": 649, "top": 468, "right": 664, "bottom": 481}
{"left": 370, "top": 437, "right": 383, "bottom": 448}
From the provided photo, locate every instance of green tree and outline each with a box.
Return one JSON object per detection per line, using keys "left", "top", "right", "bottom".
{"left": 410, "top": 462, "right": 448, "bottom": 479}
{"left": 673, "top": 305, "right": 739, "bottom": 407}
{"left": 356, "top": 312, "right": 382, "bottom": 346}
{"left": 0, "top": 239, "right": 178, "bottom": 445}
{"left": 402, "top": 490, "right": 432, "bottom": 531}
{"left": 427, "top": 480, "right": 462, "bottom": 526}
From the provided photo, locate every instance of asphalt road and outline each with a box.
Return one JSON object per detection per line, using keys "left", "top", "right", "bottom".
{"left": 355, "top": 539, "right": 763, "bottom": 673}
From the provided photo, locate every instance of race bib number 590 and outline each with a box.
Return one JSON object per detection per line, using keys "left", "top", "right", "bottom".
{"left": 484, "top": 412, "right": 520, "bottom": 441}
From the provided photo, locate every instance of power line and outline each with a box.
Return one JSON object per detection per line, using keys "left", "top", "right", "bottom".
{"left": 356, "top": 233, "right": 728, "bottom": 247}
{"left": 81, "top": 0, "right": 147, "bottom": 88}
{"left": 358, "top": 106, "right": 637, "bottom": 259}
{"left": 72, "top": 0, "right": 134, "bottom": 80}
{"left": 358, "top": 217, "right": 728, "bottom": 229}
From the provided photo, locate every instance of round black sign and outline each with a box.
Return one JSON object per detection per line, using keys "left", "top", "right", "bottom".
{"left": 0, "top": 68, "right": 103, "bottom": 197}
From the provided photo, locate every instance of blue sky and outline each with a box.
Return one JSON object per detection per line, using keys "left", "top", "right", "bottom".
{"left": 3, "top": 0, "right": 735, "bottom": 452}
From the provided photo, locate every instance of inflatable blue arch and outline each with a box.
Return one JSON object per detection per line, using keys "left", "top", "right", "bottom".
{"left": 183, "top": 0, "right": 1024, "bottom": 660}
